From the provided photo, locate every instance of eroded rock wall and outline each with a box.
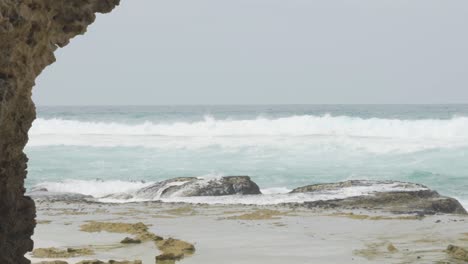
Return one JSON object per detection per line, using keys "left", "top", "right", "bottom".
{"left": 0, "top": 1, "right": 120, "bottom": 263}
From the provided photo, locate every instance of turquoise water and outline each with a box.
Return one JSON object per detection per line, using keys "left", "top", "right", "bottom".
{"left": 26, "top": 105, "right": 468, "bottom": 206}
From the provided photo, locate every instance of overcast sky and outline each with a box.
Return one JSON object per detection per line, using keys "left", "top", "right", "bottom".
{"left": 33, "top": 0, "right": 468, "bottom": 105}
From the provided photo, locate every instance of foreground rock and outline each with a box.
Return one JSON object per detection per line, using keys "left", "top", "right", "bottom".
{"left": 292, "top": 180, "right": 467, "bottom": 215}
{"left": 134, "top": 176, "right": 261, "bottom": 199}
{"left": 80, "top": 222, "right": 163, "bottom": 242}
{"left": 80, "top": 221, "right": 195, "bottom": 262}
{"left": 156, "top": 238, "right": 196, "bottom": 263}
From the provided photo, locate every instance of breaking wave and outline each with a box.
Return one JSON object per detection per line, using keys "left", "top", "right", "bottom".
{"left": 30, "top": 115, "right": 468, "bottom": 138}
{"left": 27, "top": 115, "right": 468, "bottom": 153}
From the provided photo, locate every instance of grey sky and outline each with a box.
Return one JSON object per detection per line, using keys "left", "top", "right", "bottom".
{"left": 33, "top": 0, "right": 468, "bottom": 105}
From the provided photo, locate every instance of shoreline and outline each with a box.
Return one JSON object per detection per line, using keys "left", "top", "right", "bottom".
{"left": 28, "top": 178, "right": 468, "bottom": 263}
{"left": 29, "top": 178, "right": 467, "bottom": 215}
{"left": 30, "top": 199, "right": 468, "bottom": 264}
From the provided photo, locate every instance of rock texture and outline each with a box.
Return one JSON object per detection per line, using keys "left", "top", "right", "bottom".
{"left": 447, "top": 245, "right": 468, "bottom": 261}
{"left": 304, "top": 190, "right": 466, "bottom": 214}
{"left": 291, "top": 181, "right": 467, "bottom": 215}
{"left": 0, "top": 1, "right": 120, "bottom": 263}
{"left": 33, "top": 261, "right": 68, "bottom": 264}
{"left": 120, "top": 237, "right": 141, "bottom": 244}
{"left": 79, "top": 221, "right": 194, "bottom": 262}
{"left": 28, "top": 189, "right": 93, "bottom": 203}
{"left": 76, "top": 261, "right": 142, "bottom": 264}
{"left": 135, "top": 176, "right": 262, "bottom": 199}
{"left": 32, "top": 247, "right": 94, "bottom": 258}
{"left": 290, "top": 180, "right": 427, "bottom": 194}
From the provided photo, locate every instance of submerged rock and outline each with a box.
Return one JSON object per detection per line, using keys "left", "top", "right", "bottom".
{"left": 156, "top": 253, "right": 182, "bottom": 262}
{"left": 156, "top": 238, "right": 195, "bottom": 263}
{"left": 76, "top": 261, "right": 142, "bottom": 264}
{"left": 34, "top": 261, "right": 68, "bottom": 264}
{"left": 80, "top": 221, "right": 194, "bottom": 263}
{"left": 225, "top": 209, "right": 287, "bottom": 220}
{"left": 32, "top": 247, "right": 94, "bottom": 258}
{"left": 387, "top": 243, "right": 398, "bottom": 253}
{"left": 292, "top": 180, "right": 467, "bottom": 215}
{"left": 447, "top": 245, "right": 468, "bottom": 261}
{"left": 136, "top": 176, "right": 261, "bottom": 199}
{"left": 120, "top": 237, "right": 141, "bottom": 244}
{"left": 28, "top": 190, "right": 93, "bottom": 203}
{"left": 101, "top": 192, "right": 134, "bottom": 200}
{"left": 80, "top": 221, "right": 163, "bottom": 242}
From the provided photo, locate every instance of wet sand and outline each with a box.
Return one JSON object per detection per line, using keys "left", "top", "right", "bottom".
{"left": 29, "top": 200, "right": 468, "bottom": 264}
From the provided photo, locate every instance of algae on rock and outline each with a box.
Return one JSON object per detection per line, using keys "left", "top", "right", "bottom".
{"left": 32, "top": 247, "right": 94, "bottom": 258}
{"left": 80, "top": 221, "right": 195, "bottom": 262}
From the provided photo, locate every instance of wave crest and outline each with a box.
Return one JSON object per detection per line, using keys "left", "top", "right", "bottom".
{"left": 27, "top": 115, "right": 468, "bottom": 152}
{"left": 30, "top": 115, "right": 468, "bottom": 138}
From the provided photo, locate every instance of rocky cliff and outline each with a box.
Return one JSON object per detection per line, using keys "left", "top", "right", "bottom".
{"left": 0, "top": 1, "right": 120, "bottom": 263}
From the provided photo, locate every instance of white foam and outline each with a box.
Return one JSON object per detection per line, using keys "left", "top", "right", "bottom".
{"left": 260, "top": 187, "right": 292, "bottom": 194}
{"left": 158, "top": 182, "right": 428, "bottom": 205}
{"left": 31, "top": 179, "right": 154, "bottom": 198}
{"left": 458, "top": 198, "right": 468, "bottom": 212}
{"left": 27, "top": 115, "right": 468, "bottom": 153}
{"left": 29, "top": 115, "right": 468, "bottom": 138}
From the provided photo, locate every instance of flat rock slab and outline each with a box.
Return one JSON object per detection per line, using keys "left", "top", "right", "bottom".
{"left": 291, "top": 180, "right": 466, "bottom": 215}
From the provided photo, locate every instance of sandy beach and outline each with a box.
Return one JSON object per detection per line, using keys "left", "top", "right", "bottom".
{"left": 28, "top": 198, "right": 468, "bottom": 264}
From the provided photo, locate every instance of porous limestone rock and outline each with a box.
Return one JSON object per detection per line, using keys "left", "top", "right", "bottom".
{"left": 0, "top": 1, "right": 120, "bottom": 263}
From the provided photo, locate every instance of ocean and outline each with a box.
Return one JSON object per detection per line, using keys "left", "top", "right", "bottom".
{"left": 26, "top": 105, "right": 468, "bottom": 207}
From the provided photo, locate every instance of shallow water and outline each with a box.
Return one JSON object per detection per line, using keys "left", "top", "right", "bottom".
{"left": 26, "top": 105, "right": 468, "bottom": 207}
{"left": 30, "top": 201, "right": 468, "bottom": 264}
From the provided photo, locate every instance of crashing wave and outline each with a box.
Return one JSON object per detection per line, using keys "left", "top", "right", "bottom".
{"left": 29, "top": 115, "right": 468, "bottom": 138}
{"left": 27, "top": 115, "right": 468, "bottom": 153}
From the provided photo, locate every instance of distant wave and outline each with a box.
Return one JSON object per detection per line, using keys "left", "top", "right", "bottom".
{"left": 27, "top": 115, "right": 468, "bottom": 152}
{"left": 30, "top": 115, "right": 468, "bottom": 138}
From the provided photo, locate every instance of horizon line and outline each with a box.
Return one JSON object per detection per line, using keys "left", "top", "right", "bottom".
{"left": 35, "top": 103, "right": 468, "bottom": 107}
